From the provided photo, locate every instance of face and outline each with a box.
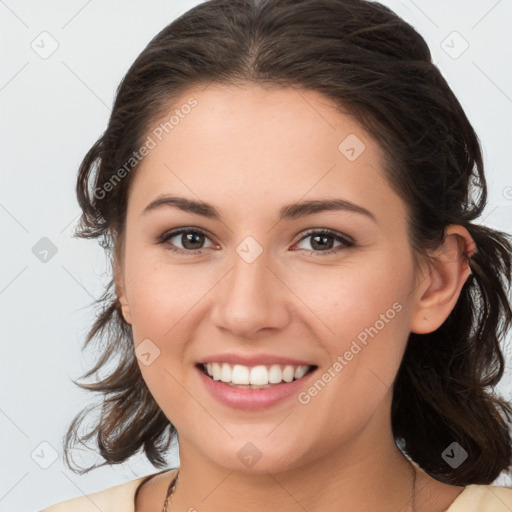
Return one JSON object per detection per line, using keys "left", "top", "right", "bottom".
{"left": 116, "top": 82, "right": 425, "bottom": 474}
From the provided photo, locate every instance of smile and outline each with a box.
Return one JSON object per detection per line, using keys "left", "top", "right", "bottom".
{"left": 198, "top": 362, "right": 316, "bottom": 388}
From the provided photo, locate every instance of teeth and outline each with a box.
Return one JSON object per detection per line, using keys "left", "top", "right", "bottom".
{"left": 232, "top": 364, "right": 250, "bottom": 384}
{"left": 268, "top": 364, "right": 282, "bottom": 384}
{"left": 294, "top": 365, "right": 309, "bottom": 379}
{"left": 202, "top": 362, "right": 312, "bottom": 385}
{"left": 220, "top": 363, "right": 231, "bottom": 383}
{"left": 249, "top": 365, "right": 267, "bottom": 385}
{"left": 212, "top": 362, "right": 221, "bottom": 381}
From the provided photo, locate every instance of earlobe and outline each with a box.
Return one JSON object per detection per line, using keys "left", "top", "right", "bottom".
{"left": 118, "top": 293, "right": 132, "bottom": 325}
{"left": 410, "top": 225, "right": 476, "bottom": 335}
{"left": 114, "top": 267, "right": 132, "bottom": 325}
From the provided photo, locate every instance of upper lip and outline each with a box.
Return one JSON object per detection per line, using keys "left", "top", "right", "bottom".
{"left": 196, "top": 353, "right": 316, "bottom": 367}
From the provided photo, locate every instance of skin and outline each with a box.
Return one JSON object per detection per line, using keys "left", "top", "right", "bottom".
{"left": 115, "top": 82, "right": 475, "bottom": 512}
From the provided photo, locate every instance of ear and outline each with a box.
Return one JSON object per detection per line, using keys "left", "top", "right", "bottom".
{"left": 114, "top": 257, "right": 132, "bottom": 325}
{"left": 410, "top": 225, "right": 476, "bottom": 334}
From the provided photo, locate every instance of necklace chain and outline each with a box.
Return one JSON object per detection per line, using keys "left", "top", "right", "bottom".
{"left": 161, "top": 461, "right": 417, "bottom": 512}
{"left": 409, "top": 460, "right": 417, "bottom": 512}
{"left": 161, "top": 470, "right": 179, "bottom": 512}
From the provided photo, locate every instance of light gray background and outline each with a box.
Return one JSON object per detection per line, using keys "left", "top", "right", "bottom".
{"left": 1, "top": 1, "right": 511, "bottom": 511}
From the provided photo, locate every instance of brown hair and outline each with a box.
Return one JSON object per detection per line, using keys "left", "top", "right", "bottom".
{"left": 64, "top": 0, "right": 512, "bottom": 485}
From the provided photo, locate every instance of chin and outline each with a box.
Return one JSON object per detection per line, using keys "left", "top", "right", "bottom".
{"left": 200, "top": 436, "right": 311, "bottom": 475}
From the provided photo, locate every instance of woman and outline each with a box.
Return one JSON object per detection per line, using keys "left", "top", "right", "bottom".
{"left": 42, "top": 0, "right": 512, "bottom": 510}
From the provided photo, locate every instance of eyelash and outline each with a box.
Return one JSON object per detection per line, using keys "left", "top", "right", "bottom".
{"left": 156, "top": 227, "right": 354, "bottom": 257}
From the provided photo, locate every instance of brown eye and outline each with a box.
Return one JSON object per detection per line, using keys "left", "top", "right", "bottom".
{"left": 294, "top": 229, "right": 354, "bottom": 256}
{"left": 179, "top": 231, "right": 205, "bottom": 250}
{"left": 158, "top": 228, "right": 216, "bottom": 255}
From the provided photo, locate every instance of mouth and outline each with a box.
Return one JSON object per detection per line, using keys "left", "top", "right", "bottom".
{"left": 196, "top": 362, "right": 318, "bottom": 389}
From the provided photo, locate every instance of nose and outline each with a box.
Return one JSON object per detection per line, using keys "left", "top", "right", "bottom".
{"left": 210, "top": 246, "right": 290, "bottom": 339}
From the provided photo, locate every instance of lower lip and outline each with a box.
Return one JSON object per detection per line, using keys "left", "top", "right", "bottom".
{"left": 196, "top": 365, "right": 317, "bottom": 410}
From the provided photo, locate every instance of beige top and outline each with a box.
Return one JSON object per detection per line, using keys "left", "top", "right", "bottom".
{"left": 40, "top": 471, "right": 512, "bottom": 512}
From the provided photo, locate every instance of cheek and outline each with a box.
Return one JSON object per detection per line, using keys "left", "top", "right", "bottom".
{"left": 125, "top": 255, "right": 207, "bottom": 336}
{"left": 286, "top": 275, "right": 411, "bottom": 461}
{"left": 125, "top": 259, "right": 207, "bottom": 417}
{"left": 290, "top": 249, "right": 413, "bottom": 339}
{"left": 291, "top": 249, "right": 414, "bottom": 396}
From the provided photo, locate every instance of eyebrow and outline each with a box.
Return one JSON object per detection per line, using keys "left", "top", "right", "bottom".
{"left": 141, "top": 195, "right": 377, "bottom": 223}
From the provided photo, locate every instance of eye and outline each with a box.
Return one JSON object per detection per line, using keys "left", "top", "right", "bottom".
{"left": 157, "top": 227, "right": 217, "bottom": 256}
{"left": 293, "top": 229, "right": 354, "bottom": 256}
{"left": 157, "top": 227, "right": 354, "bottom": 257}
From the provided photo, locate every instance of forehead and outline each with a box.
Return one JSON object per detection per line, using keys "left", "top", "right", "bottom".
{"left": 127, "top": 83, "right": 406, "bottom": 226}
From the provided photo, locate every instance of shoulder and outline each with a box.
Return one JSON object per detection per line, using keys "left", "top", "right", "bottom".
{"left": 447, "top": 484, "right": 512, "bottom": 511}
{"left": 40, "top": 474, "right": 154, "bottom": 512}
